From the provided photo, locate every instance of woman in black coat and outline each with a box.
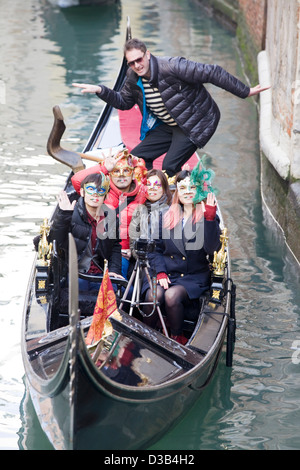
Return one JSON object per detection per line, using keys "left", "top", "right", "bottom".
{"left": 144, "top": 164, "right": 221, "bottom": 344}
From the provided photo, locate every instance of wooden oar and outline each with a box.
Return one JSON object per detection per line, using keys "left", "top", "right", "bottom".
{"left": 47, "top": 105, "right": 104, "bottom": 173}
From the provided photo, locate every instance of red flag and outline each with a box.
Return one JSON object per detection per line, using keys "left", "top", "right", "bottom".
{"left": 86, "top": 269, "right": 118, "bottom": 345}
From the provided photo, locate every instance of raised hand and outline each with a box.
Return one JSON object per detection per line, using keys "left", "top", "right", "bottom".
{"left": 181, "top": 162, "right": 190, "bottom": 171}
{"left": 206, "top": 192, "right": 217, "bottom": 207}
{"left": 201, "top": 192, "right": 217, "bottom": 211}
{"left": 102, "top": 149, "right": 126, "bottom": 172}
{"left": 201, "top": 192, "right": 217, "bottom": 221}
{"left": 57, "top": 190, "right": 76, "bottom": 211}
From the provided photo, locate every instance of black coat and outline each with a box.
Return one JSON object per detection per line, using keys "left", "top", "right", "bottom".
{"left": 49, "top": 197, "right": 122, "bottom": 275}
{"left": 145, "top": 215, "right": 221, "bottom": 299}
{"left": 97, "top": 54, "right": 250, "bottom": 149}
{"left": 129, "top": 195, "right": 170, "bottom": 253}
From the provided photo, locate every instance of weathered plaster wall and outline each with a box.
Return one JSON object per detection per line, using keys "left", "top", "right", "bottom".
{"left": 265, "top": 0, "right": 300, "bottom": 180}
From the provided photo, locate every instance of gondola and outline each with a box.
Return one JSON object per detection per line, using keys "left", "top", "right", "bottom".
{"left": 21, "top": 19, "right": 236, "bottom": 450}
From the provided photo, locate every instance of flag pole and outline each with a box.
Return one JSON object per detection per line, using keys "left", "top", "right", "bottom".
{"left": 103, "top": 259, "right": 108, "bottom": 275}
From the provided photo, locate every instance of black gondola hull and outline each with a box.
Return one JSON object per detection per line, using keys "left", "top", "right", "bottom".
{"left": 23, "top": 320, "right": 227, "bottom": 450}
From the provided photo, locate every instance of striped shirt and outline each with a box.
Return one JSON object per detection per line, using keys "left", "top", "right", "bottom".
{"left": 142, "top": 78, "right": 177, "bottom": 126}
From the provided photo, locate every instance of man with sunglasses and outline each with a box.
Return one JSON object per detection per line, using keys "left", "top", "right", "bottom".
{"left": 50, "top": 172, "right": 123, "bottom": 292}
{"left": 73, "top": 38, "right": 269, "bottom": 177}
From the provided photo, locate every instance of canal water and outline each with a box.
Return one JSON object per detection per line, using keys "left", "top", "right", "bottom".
{"left": 0, "top": 0, "right": 299, "bottom": 451}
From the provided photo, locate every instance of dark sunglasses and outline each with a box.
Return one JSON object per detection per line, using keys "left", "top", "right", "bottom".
{"left": 127, "top": 53, "right": 145, "bottom": 68}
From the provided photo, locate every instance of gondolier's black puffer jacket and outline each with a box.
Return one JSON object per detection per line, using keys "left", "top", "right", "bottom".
{"left": 97, "top": 54, "right": 250, "bottom": 148}
{"left": 49, "top": 197, "right": 122, "bottom": 275}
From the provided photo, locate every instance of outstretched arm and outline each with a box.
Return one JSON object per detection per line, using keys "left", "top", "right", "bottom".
{"left": 248, "top": 84, "right": 271, "bottom": 96}
{"left": 72, "top": 83, "right": 102, "bottom": 94}
{"left": 73, "top": 77, "right": 136, "bottom": 111}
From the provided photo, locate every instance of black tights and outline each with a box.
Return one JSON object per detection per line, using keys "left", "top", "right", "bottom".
{"left": 143, "top": 285, "right": 190, "bottom": 335}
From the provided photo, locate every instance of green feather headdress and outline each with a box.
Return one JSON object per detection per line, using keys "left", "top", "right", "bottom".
{"left": 190, "top": 159, "right": 217, "bottom": 204}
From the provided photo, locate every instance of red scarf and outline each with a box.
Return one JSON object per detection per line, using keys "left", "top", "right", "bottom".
{"left": 86, "top": 211, "right": 101, "bottom": 274}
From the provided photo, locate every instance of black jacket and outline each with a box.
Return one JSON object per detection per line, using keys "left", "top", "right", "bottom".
{"left": 144, "top": 214, "right": 221, "bottom": 299}
{"left": 49, "top": 197, "right": 122, "bottom": 275}
{"left": 97, "top": 54, "right": 250, "bottom": 148}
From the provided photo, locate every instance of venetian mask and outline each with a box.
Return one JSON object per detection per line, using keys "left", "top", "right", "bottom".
{"left": 177, "top": 176, "right": 196, "bottom": 196}
{"left": 83, "top": 173, "right": 110, "bottom": 197}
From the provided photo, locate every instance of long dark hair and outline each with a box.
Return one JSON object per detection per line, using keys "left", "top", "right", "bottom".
{"left": 146, "top": 169, "right": 172, "bottom": 205}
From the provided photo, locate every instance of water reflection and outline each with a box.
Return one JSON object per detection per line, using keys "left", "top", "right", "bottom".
{"left": 18, "top": 379, "right": 54, "bottom": 450}
{"left": 41, "top": 1, "right": 122, "bottom": 84}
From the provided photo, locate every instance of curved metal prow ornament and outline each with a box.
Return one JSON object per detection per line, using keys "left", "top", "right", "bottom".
{"left": 47, "top": 106, "right": 103, "bottom": 173}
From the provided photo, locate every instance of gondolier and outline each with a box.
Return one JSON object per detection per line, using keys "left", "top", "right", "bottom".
{"left": 73, "top": 38, "right": 269, "bottom": 176}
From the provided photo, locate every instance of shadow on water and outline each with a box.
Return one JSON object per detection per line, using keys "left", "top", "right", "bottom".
{"left": 40, "top": 1, "right": 122, "bottom": 85}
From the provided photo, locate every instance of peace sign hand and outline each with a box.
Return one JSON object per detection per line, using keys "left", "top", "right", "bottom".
{"left": 102, "top": 149, "right": 126, "bottom": 172}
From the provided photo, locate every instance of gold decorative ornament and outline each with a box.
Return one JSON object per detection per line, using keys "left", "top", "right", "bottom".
{"left": 209, "top": 228, "right": 228, "bottom": 304}
{"left": 37, "top": 218, "right": 52, "bottom": 266}
{"left": 212, "top": 228, "right": 228, "bottom": 276}
{"left": 38, "top": 280, "right": 46, "bottom": 290}
{"left": 162, "top": 170, "right": 176, "bottom": 186}
{"left": 212, "top": 289, "right": 221, "bottom": 300}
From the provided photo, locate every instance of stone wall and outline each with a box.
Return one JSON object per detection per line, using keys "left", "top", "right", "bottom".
{"left": 199, "top": 0, "right": 267, "bottom": 82}
{"left": 197, "top": 0, "right": 300, "bottom": 262}
{"left": 265, "top": 0, "right": 300, "bottom": 180}
{"left": 238, "top": 0, "right": 267, "bottom": 51}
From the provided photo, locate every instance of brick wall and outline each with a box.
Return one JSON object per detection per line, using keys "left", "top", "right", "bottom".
{"left": 201, "top": 0, "right": 268, "bottom": 82}
{"left": 238, "top": 0, "right": 267, "bottom": 50}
